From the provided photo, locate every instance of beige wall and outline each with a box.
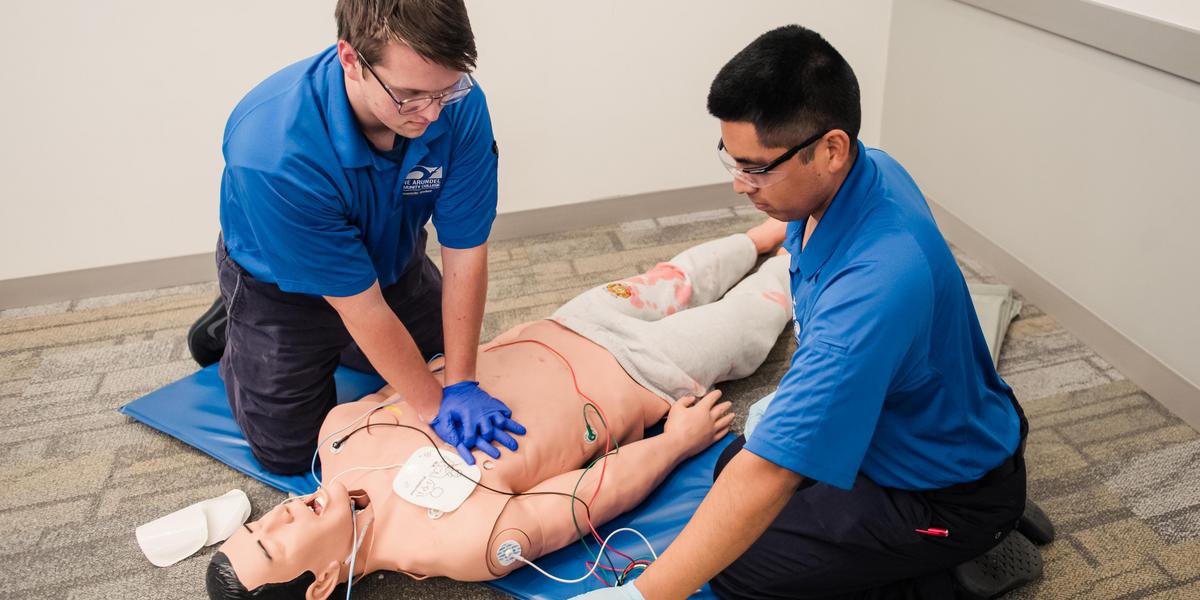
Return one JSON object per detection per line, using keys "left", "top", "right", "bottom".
{"left": 882, "top": 0, "right": 1200, "bottom": 388}
{"left": 469, "top": 0, "right": 893, "bottom": 213}
{"left": 1092, "top": 0, "right": 1200, "bottom": 30}
{"left": 0, "top": 2, "right": 334, "bottom": 281}
{"left": 0, "top": 1, "right": 892, "bottom": 281}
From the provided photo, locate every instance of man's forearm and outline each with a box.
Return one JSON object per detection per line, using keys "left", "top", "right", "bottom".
{"left": 441, "top": 244, "right": 489, "bottom": 385}
{"left": 327, "top": 284, "right": 442, "bottom": 417}
{"left": 634, "top": 450, "right": 803, "bottom": 599}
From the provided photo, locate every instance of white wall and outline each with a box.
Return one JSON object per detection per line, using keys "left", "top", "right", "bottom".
{"left": 0, "top": 1, "right": 891, "bottom": 281}
{"left": 882, "top": 0, "right": 1200, "bottom": 388}
{"left": 0, "top": 2, "right": 334, "bottom": 281}
{"left": 469, "top": 0, "right": 892, "bottom": 213}
{"left": 1092, "top": 0, "right": 1200, "bottom": 31}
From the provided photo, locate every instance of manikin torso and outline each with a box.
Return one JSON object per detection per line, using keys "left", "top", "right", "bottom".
{"left": 318, "top": 319, "right": 669, "bottom": 581}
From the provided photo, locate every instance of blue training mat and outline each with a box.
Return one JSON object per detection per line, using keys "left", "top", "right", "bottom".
{"left": 119, "top": 364, "right": 727, "bottom": 598}
{"left": 119, "top": 363, "right": 385, "bottom": 495}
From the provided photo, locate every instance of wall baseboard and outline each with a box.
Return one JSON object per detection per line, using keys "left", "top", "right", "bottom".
{"left": 0, "top": 253, "right": 220, "bottom": 311}
{"left": 929, "top": 199, "right": 1200, "bottom": 431}
{"left": 488, "top": 183, "right": 740, "bottom": 241}
{"left": 0, "top": 183, "right": 741, "bottom": 310}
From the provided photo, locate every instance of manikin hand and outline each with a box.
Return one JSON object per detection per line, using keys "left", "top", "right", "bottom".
{"left": 430, "top": 381, "right": 527, "bottom": 465}
{"left": 569, "top": 581, "right": 646, "bottom": 600}
{"left": 664, "top": 390, "right": 734, "bottom": 459}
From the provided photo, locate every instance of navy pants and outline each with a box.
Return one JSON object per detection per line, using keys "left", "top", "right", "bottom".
{"left": 216, "top": 232, "right": 444, "bottom": 474}
{"left": 710, "top": 396, "right": 1028, "bottom": 600}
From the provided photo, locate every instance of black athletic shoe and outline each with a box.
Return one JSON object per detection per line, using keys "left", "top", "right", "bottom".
{"left": 187, "top": 296, "right": 228, "bottom": 367}
{"left": 954, "top": 531, "right": 1043, "bottom": 599}
{"left": 1017, "top": 498, "right": 1056, "bottom": 545}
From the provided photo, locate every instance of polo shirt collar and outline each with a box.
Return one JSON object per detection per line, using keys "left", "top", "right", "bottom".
{"left": 790, "top": 141, "right": 878, "bottom": 279}
{"left": 324, "top": 54, "right": 449, "bottom": 171}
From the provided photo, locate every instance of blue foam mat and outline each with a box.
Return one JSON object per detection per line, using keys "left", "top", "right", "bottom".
{"left": 120, "top": 364, "right": 725, "bottom": 598}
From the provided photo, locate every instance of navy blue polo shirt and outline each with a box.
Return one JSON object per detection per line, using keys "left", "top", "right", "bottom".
{"left": 219, "top": 46, "right": 498, "bottom": 297}
{"left": 745, "top": 142, "right": 1020, "bottom": 491}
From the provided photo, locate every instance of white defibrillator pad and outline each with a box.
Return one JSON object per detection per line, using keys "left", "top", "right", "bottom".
{"left": 392, "top": 446, "right": 481, "bottom": 512}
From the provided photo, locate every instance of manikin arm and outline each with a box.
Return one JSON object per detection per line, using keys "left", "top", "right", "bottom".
{"left": 483, "top": 392, "right": 733, "bottom": 577}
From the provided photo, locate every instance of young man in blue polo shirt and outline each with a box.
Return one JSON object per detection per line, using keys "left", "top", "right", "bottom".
{"left": 577, "top": 25, "right": 1029, "bottom": 600}
{"left": 188, "top": 0, "right": 525, "bottom": 475}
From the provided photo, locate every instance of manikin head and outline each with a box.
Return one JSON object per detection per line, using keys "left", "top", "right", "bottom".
{"left": 206, "top": 481, "right": 366, "bottom": 600}
{"left": 708, "top": 25, "right": 862, "bottom": 223}
{"left": 334, "top": 0, "right": 478, "bottom": 140}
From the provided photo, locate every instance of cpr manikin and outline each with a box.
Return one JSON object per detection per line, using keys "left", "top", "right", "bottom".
{"left": 208, "top": 221, "right": 793, "bottom": 598}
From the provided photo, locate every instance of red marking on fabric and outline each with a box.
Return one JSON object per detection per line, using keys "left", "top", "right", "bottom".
{"left": 674, "top": 281, "right": 692, "bottom": 307}
{"left": 628, "top": 285, "right": 645, "bottom": 309}
{"left": 642, "top": 263, "right": 686, "bottom": 285}
{"left": 762, "top": 291, "right": 789, "bottom": 309}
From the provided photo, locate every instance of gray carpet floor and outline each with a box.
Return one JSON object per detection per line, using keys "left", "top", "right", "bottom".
{"left": 3, "top": 207, "right": 1199, "bottom": 599}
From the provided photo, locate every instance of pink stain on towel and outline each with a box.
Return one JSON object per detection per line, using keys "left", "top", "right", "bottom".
{"left": 643, "top": 263, "right": 686, "bottom": 285}
{"left": 762, "top": 291, "right": 789, "bottom": 309}
{"left": 618, "top": 263, "right": 693, "bottom": 314}
{"left": 627, "top": 285, "right": 645, "bottom": 309}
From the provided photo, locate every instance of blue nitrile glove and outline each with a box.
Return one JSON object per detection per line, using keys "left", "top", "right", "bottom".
{"left": 569, "top": 582, "right": 646, "bottom": 600}
{"left": 430, "top": 381, "right": 527, "bottom": 465}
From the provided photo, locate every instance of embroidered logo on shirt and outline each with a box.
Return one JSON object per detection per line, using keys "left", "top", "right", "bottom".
{"left": 403, "top": 165, "right": 444, "bottom": 195}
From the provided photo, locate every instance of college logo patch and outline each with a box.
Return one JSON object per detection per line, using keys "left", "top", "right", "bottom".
{"left": 403, "top": 165, "right": 444, "bottom": 195}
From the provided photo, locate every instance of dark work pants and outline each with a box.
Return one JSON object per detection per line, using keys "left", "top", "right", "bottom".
{"left": 710, "top": 394, "right": 1029, "bottom": 600}
{"left": 216, "top": 232, "right": 444, "bottom": 474}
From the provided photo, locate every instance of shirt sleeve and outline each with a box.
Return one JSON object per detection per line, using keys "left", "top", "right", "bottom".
{"left": 226, "top": 163, "right": 378, "bottom": 297}
{"left": 432, "top": 84, "right": 499, "bottom": 249}
{"left": 744, "top": 235, "right": 934, "bottom": 490}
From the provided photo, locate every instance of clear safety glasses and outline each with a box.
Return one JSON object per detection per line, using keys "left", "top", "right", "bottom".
{"left": 717, "top": 129, "right": 829, "bottom": 189}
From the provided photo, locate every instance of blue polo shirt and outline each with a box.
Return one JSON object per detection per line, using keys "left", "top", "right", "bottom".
{"left": 219, "top": 46, "right": 498, "bottom": 297}
{"left": 745, "top": 142, "right": 1020, "bottom": 491}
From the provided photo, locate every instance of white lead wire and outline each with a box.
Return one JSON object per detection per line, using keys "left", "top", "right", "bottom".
{"left": 514, "top": 527, "right": 659, "bottom": 584}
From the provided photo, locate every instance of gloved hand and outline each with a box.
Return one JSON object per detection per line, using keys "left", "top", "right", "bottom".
{"left": 430, "top": 381, "right": 527, "bottom": 465}
{"left": 569, "top": 582, "right": 646, "bottom": 600}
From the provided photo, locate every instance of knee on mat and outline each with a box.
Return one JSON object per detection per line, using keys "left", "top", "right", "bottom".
{"left": 247, "top": 440, "right": 312, "bottom": 475}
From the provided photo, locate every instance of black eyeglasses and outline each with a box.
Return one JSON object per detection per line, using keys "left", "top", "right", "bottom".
{"left": 358, "top": 55, "right": 474, "bottom": 115}
{"left": 717, "top": 129, "right": 830, "bottom": 188}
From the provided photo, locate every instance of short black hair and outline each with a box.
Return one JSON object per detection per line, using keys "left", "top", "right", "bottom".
{"left": 206, "top": 551, "right": 346, "bottom": 600}
{"left": 708, "top": 25, "right": 861, "bottom": 155}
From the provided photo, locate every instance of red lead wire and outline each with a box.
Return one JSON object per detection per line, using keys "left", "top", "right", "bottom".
{"left": 484, "top": 337, "right": 637, "bottom": 566}
{"left": 915, "top": 528, "right": 950, "bottom": 537}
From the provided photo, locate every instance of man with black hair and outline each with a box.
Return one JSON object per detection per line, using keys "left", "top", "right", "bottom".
{"left": 575, "top": 25, "right": 1028, "bottom": 600}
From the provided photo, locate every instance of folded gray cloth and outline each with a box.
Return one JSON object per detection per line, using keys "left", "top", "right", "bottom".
{"left": 967, "top": 283, "right": 1023, "bottom": 368}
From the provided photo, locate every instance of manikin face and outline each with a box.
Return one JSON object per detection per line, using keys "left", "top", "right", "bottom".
{"left": 220, "top": 481, "right": 362, "bottom": 595}
{"left": 337, "top": 39, "right": 467, "bottom": 139}
{"left": 718, "top": 120, "right": 850, "bottom": 223}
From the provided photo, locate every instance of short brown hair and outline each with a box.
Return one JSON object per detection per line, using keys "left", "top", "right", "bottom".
{"left": 335, "top": 0, "right": 477, "bottom": 72}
